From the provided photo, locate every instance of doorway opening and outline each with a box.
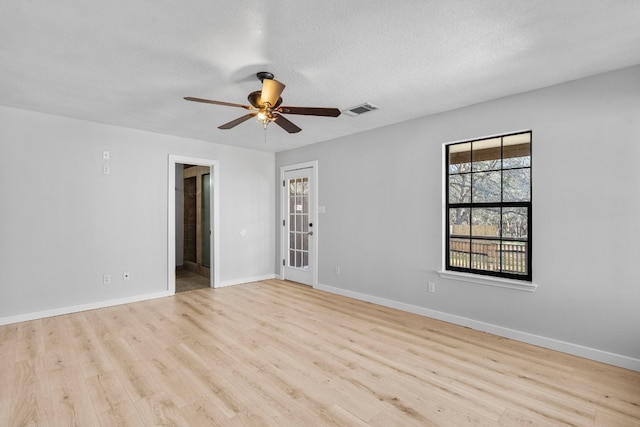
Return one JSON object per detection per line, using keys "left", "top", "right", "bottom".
{"left": 176, "top": 164, "right": 211, "bottom": 292}
{"left": 168, "top": 156, "right": 220, "bottom": 294}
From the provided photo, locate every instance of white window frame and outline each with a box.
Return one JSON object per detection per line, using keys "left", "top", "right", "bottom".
{"left": 438, "top": 131, "right": 537, "bottom": 292}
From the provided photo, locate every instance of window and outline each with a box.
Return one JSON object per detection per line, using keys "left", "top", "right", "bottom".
{"left": 446, "top": 131, "right": 532, "bottom": 281}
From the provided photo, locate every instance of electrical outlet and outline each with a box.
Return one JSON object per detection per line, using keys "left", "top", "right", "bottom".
{"left": 335, "top": 267, "right": 341, "bottom": 275}
{"left": 102, "top": 150, "right": 110, "bottom": 160}
{"left": 428, "top": 282, "right": 436, "bottom": 293}
{"left": 102, "top": 165, "right": 110, "bottom": 175}
{"left": 123, "top": 272, "right": 130, "bottom": 281}
{"left": 103, "top": 274, "right": 111, "bottom": 285}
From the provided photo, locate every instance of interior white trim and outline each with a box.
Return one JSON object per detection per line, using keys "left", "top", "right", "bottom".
{"left": 168, "top": 155, "right": 220, "bottom": 293}
{"left": 0, "top": 291, "right": 173, "bottom": 326}
{"left": 315, "top": 283, "right": 640, "bottom": 372}
{"left": 217, "top": 274, "right": 277, "bottom": 288}
{"left": 0, "top": 273, "right": 272, "bottom": 325}
{"left": 437, "top": 270, "right": 537, "bottom": 292}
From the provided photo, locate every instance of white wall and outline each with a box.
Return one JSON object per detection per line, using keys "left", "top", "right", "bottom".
{"left": 0, "top": 106, "right": 275, "bottom": 320}
{"left": 276, "top": 65, "right": 640, "bottom": 369}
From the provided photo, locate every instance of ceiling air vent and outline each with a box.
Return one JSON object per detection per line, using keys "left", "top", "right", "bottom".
{"left": 343, "top": 102, "right": 379, "bottom": 117}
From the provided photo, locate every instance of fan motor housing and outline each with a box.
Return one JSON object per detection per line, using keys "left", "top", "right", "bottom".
{"left": 256, "top": 71, "right": 274, "bottom": 82}
{"left": 248, "top": 90, "right": 282, "bottom": 109}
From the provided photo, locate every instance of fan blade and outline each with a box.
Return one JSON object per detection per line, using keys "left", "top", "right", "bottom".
{"left": 261, "top": 79, "right": 286, "bottom": 107}
{"left": 273, "top": 114, "right": 302, "bottom": 133}
{"left": 218, "top": 113, "right": 257, "bottom": 129}
{"left": 277, "top": 106, "right": 341, "bottom": 117}
{"left": 184, "top": 97, "right": 250, "bottom": 109}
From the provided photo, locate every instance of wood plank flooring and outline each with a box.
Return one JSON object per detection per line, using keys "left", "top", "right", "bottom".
{"left": 1, "top": 279, "right": 639, "bottom": 426}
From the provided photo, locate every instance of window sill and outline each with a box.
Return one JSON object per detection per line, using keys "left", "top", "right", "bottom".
{"left": 437, "top": 270, "right": 537, "bottom": 292}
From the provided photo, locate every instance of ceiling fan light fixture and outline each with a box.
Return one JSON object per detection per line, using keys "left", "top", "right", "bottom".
{"left": 261, "top": 79, "right": 286, "bottom": 107}
{"left": 256, "top": 108, "right": 274, "bottom": 129}
{"left": 184, "top": 72, "right": 339, "bottom": 135}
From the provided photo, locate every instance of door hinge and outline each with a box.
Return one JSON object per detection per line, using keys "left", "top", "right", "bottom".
{"left": 283, "top": 180, "right": 285, "bottom": 187}
{"left": 283, "top": 219, "right": 285, "bottom": 226}
{"left": 283, "top": 259, "right": 285, "bottom": 266}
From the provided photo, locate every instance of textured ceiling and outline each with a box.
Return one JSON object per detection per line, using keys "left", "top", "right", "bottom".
{"left": 1, "top": 1, "right": 640, "bottom": 152}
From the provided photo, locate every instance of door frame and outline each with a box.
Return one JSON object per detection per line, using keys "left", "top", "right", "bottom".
{"left": 168, "top": 155, "right": 220, "bottom": 293}
{"left": 280, "top": 160, "right": 318, "bottom": 286}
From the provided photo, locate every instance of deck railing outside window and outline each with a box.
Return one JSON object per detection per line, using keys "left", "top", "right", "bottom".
{"left": 449, "top": 239, "right": 527, "bottom": 273}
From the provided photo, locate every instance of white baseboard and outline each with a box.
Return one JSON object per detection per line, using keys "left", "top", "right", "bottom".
{"left": 315, "top": 283, "right": 640, "bottom": 372}
{"left": 0, "top": 290, "right": 173, "bottom": 326}
{"left": 216, "top": 274, "right": 277, "bottom": 288}
{"left": 0, "top": 274, "right": 277, "bottom": 326}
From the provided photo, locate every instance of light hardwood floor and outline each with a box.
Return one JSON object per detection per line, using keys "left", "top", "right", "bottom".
{"left": 1, "top": 279, "right": 638, "bottom": 426}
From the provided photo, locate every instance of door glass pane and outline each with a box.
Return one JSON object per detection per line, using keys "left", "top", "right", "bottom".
{"left": 296, "top": 214, "right": 303, "bottom": 232}
{"left": 288, "top": 176, "right": 309, "bottom": 269}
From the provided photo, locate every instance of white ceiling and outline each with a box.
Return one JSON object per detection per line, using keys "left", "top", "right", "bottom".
{"left": 2, "top": 1, "right": 639, "bottom": 153}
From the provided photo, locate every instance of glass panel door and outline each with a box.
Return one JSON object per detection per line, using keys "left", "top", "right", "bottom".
{"left": 282, "top": 166, "right": 316, "bottom": 286}
{"left": 288, "top": 176, "right": 309, "bottom": 269}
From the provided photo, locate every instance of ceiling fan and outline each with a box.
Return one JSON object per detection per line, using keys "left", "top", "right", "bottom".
{"left": 184, "top": 72, "right": 341, "bottom": 133}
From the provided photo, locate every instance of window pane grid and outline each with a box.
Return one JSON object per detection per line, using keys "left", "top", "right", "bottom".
{"left": 446, "top": 131, "right": 532, "bottom": 281}
{"left": 288, "top": 177, "right": 309, "bottom": 270}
